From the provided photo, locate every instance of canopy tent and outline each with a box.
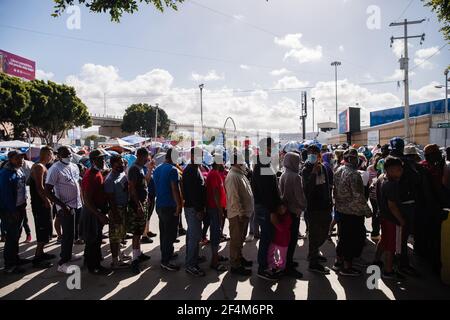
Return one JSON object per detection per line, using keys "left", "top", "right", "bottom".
{"left": 102, "top": 138, "right": 132, "bottom": 147}
{"left": 0, "top": 140, "right": 33, "bottom": 148}
{"left": 121, "top": 135, "right": 150, "bottom": 146}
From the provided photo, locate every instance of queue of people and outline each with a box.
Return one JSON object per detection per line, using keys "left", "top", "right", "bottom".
{"left": 0, "top": 137, "right": 449, "bottom": 285}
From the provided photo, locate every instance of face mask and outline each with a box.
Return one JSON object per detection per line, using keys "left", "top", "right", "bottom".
{"left": 307, "top": 154, "right": 318, "bottom": 164}
{"left": 60, "top": 156, "right": 72, "bottom": 164}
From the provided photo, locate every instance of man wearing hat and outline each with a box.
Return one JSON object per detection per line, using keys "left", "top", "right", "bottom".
{"left": 0, "top": 150, "right": 29, "bottom": 273}
{"left": 80, "top": 148, "right": 111, "bottom": 275}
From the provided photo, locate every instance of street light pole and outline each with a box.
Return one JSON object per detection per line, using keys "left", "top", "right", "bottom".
{"left": 445, "top": 69, "right": 449, "bottom": 122}
{"left": 311, "top": 97, "right": 315, "bottom": 132}
{"left": 154, "top": 103, "right": 159, "bottom": 141}
{"left": 331, "top": 61, "right": 341, "bottom": 126}
{"left": 199, "top": 84, "right": 204, "bottom": 144}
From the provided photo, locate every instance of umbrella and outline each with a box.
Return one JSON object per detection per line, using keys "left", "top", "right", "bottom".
{"left": 121, "top": 135, "right": 150, "bottom": 145}
{"left": 282, "top": 141, "right": 300, "bottom": 153}
{"left": 0, "top": 140, "right": 32, "bottom": 148}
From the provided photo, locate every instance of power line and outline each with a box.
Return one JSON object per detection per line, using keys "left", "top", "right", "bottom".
{"left": 395, "top": 0, "right": 415, "bottom": 22}
{"left": 409, "top": 42, "right": 447, "bottom": 72}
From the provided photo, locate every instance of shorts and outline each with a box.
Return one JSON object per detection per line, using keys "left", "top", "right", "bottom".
{"left": 379, "top": 218, "right": 400, "bottom": 253}
{"left": 126, "top": 202, "right": 147, "bottom": 236}
{"left": 31, "top": 202, "right": 52, "bottom": 244}
{"left": 109, "top": 206, "right": 127, "bottom": 244}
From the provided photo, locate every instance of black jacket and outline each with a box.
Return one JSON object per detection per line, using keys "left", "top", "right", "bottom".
{"left": 302, "top": 162, "right": 332, "bottom": 211}
{"left": 182, "top": 164, "right": 206, "bottom": 212}
{"left": 251, "top": 163, "right": 281, "bottom": 212}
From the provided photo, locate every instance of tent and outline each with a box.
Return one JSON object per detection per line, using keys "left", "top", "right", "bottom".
{"left": 102, "top": 138, "right": 132, "bottom": 147}
{"left": 121, "top": 135, "right": 150, "bottom": 146}
{"left": 0, "top": 140, "right": 33, "bottom": 148}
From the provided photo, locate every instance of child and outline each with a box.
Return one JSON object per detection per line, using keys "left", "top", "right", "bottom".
{"left": 374, "top": 156, "right": 406, "bottom": 280}
{"left": 267, "top": 205, "right": 292, "bottom": 273}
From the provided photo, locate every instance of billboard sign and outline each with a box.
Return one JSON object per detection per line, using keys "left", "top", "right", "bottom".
{"left": 339, "top": 107, "right": 361, "bottom": 134}
{"left": 339, "top": 109, "right": 349, "bottom": 134}
{"left": 0, "top": 49, "right": 36, "bottom": 80}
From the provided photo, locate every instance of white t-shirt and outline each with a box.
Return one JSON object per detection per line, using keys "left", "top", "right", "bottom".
{"left": 46, "top": 161, "right": 82, "bottom": 210}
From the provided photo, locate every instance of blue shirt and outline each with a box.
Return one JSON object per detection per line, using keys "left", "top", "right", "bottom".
{"left": 153, "top": 162, "right": 179, "bottom": 208}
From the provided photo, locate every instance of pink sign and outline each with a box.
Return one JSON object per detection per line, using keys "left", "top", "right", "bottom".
{"left": 0, "top": 49, "right": 35, "bottom": 80}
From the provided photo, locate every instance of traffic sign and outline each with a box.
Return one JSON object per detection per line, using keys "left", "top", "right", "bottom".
{"left": 437, "top": 123, "right": 450, "bottom": 128}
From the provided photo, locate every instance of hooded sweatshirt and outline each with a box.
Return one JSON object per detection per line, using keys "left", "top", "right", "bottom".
{"left": 279, "top": 152, "right": 307, "bottom": 214}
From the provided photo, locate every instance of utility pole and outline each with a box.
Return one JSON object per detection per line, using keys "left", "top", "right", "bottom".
{"left": 331, "top": 61, "right": 341, "bottom": 126}
{"left": 199, "top": 84, "right": 204, "bottom": 144}
{"left": 300, "top": 91, "right": 307, "bottom": 140}
{"left": 311, "top": 97, "right": 315, "bottom": 132}
{"left": 154, "top": 103, "right": 159, "bottom": 141}
{"left": 390, "top": 19, "right": 425, "bottom": 142}
{"left": 103, "top": 92, "right": 107, "bottom": 116}
{"left": 445, "top": 69, "right": 449, "bottom": 122}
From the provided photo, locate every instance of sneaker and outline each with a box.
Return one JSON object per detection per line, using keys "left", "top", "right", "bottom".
{"left": 89, "top": 266, "right": 112, "bottom": 276}
{"left": 25, "top": 234, "right": 32, "bottom": 243}
{"left": 138, "top": 253, "right": 151, "bottom": 262}
{"left": 57, "top": 263, "right": 71, "bottom": 274}
{"left": 257, "top": 269, "right": 280, "bottom": 281}
{"left": 41, "top": 253, "right": 57, "bottom": 260}
{"left": 382, "top": 271, "right": 405, "bottom": 280}
{"left": 110, "top": 260, "right": 130, "bottom": 270}
{"left": 178, "top": 228, "right": 187, "bottom": 236}
{"left": 32, "top": 259, "right": 53, "bottom": 269}
{"left": 131, "top": 260, "right": 141, "bottom": 274}
{"left": 17, "top": 258, "right": 32, "bottom": 266}
{"left": 161, "top": 262, "right": 180, "bottom": 272}
{"left": 147, "top": 231, "right": 157, "bottom": 238}
{"left": 241, "top": 257, "right": 253, "bottom": 268}
{"left": 231, "top": 266, "right": 252, "bottom": 276}
{"left": 339, "top": 267, "right": 362, "bottom": 277}
{"left": 309, "top": 263, "right": 331, "bottom": 275}
{"left": 186, "top": 266, "right": 206, "bottom": 277}
{"left": 141, "top": 236, "right": 153, "bottom": 244}
{"left": 285, "top": 267, "right": 304, "bottom": 279}
{"left": 245, "top": 234, "right": 254, "bottom": 242}
{"left": 331, "top": 261, "right": 343, "bottom": 272}
{"left": 4, "top": 265, "right": 25, "bottom": 274}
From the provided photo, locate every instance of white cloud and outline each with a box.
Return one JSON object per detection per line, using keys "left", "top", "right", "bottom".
{"left": 385, "top": 69, "right": 415, "bottom": 81}
{"left": 36, "top": 69, "right": 54, "bottom": 81}
{"left": 270, "top": 68, "right": 292, "bottom": 76}
{"left": 391, "top": 40, "right": 413, "bottom": 59}
{"left": 410, "top": 81, "right": 445, "bottom": 103}
{"left": 273, "top": 76, "right": 309, "bottom": 90}
{"left": 413, "top": 46, "right": 440, "bottom": 69}
{"left": 339, "top": 45, "right": 345, "bottom": 52}
{"left": 274, "top": 33, "right": 322, "bottom": 64}
{"left": 240, "top": 64, "right": 250, "bottom": 70}
{"left": 191, "top": 70, "right": 224, "bottom": 82}
{"left": 232, "top": 14, "right": 245, "bottom": 20}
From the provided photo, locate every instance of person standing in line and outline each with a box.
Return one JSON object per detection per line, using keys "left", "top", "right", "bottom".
{"left": 226, "top": 150, "right": 254, "bottom": 276}
{"left": 45, "top": 146, "right": 83, "bottom": 274}
{"left": 0, "top": 151, "right": 29, "bottom": 274}
{"left": 279, "top": 151, "right": 307, "bottom": 278}
{"left": 104, "top": 155, "right": 131, "bottom": 269}
{"left": 127, "top": 147, "right": 152, "bottom": 274}
{"left": 333, "top": 148, "right": 372, "bottom": 276}
{"left": 29, "top": 146, "right": 56, "bottom": 268}
{"left": 182, "top": 147, "right": 207, "bottom": 277}
{"left": 80, "top": 149, "right": 111, "bottom": 275}
{"left": 153, "top": 148, "right": 183, "bottom": 271}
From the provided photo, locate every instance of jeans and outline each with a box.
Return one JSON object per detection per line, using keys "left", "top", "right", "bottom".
{"left": 255, "top": 204, "right": 273, "bottom": 272}
{"left": 157, "top": 207, "right": 179, "bottom": 264}
{"left": 370, "top": 199, "right": 380, "bottom": 236}
{"left": 286, "top": 212, "right": 300, "bottom": 267}
{"left": 184, "top": 207, "right": 202, "bottom": 268}
{"left": 306, "top": 210, "right": 331, "bottom": 265}
{"left": 208, "top": 207, "right": 221, "bottom": 254}
{"left": 59, "top": 208, "right": 79, "bottom": 265}
{"left": 1, "top": 205, "right": 26, "bottom": 268}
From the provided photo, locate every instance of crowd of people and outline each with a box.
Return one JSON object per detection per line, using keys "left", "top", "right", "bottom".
{"left": 0, "top": 137, "right": 449, "bottom": 284}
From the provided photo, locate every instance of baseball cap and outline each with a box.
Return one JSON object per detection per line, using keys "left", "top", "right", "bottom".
{"left": 404, "top": 145, "right": 419, "bottom": 156}
{"left": 7, "top": 150, "right": 25, "bottom": 159}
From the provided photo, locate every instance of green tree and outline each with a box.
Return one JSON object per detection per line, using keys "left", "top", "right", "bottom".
{"left": 423, "top": 0, "right": 450, "bottom": 44}
{"left": 0, "top": 73, "right": 31, "bottom": 140}
{"left": 52, "top": 0, "right": 184, "bottom": 22}
{"left": 28, "top": 80, "right": 92, "bottom": 145}
{"left": 121, "top": 103, "right": 170, "bottom": 138}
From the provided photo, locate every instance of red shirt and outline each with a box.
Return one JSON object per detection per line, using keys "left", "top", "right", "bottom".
{"left": 206, "top": 169, "right": 227, "bottom": 209}
{"left": 273, "top": 213, "right": 292, "bottom": 247}
{"left": 81, "top": 168, "right": 106, "bottom": 209}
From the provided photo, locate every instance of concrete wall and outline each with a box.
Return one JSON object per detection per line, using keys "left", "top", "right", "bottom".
{"left": 98, "top": 125, "right": 132, "bottom": 138}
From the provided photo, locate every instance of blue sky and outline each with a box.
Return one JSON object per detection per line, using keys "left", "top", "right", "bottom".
{"left": 0, "top": 0, "right": 448, "bottom": 132}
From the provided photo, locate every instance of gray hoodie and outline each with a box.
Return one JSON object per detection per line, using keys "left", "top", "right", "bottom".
{"left": 279, "top": 152, "right": 307, "bottom": 214}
